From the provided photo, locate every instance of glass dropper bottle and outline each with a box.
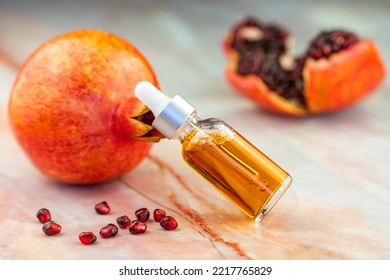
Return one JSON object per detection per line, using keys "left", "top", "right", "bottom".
{"left": 135, "top": 81, "right": 292, "bottom": 222}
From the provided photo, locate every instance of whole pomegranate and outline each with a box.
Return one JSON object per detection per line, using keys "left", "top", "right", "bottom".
{"left": 223, "top": 17, "right": 386, "bottom": 115}
{"left": 8, "top": 29, "right": 163, "bottom": 184}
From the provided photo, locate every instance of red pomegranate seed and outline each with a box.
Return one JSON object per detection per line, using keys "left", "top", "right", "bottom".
{"left": 99, "top": 223, "right": 118, "bottom": 238}
{"left": 95, "top": 201, "right": 110, "bottom": 215}
{"left": 78, "top": 232, "right": 97, "bottom": 245}
{"left": 36, "top": 208, "right": 51, "bottom": 223}
{"left": 129, "top": 220, "right": 147, "bottom": 234}
{"left": 160, "top": 216, "right": 178, "bottom": 231}
{"left": 153, "top": 209, "right": 166, "bottom": 222}
{"left": 135, "top": 208, "right": 150, "bottom": 222}
{"left": 116, "top": 215, "right": 131, "bottom": 229}
{"left": 42, "top": 221, "right": 61, "bottom": 236}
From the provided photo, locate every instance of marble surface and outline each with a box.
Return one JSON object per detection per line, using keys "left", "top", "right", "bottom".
{"left": 0, "top": 0, "right": 389, "bottom": 260}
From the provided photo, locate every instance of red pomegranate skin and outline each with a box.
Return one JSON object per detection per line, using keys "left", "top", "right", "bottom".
{"left": 8, "top": 29, "right": 159, "bottom": 184}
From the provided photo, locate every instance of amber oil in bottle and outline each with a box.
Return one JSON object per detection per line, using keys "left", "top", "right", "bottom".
{"left": 179, "top": 117, "right": 291, "bottom": 221}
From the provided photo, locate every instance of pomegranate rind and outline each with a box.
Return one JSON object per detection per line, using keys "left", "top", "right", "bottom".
{"left": 304, "top": 40, "right": 386, "bottom": 113}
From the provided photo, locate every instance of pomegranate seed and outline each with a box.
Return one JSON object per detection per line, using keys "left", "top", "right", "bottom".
{"left": 135, "top": 208, "right": 150, "bottom": 222}
{"left": 99, "top": 223, "right": 118, "bottom": 238}
{"left": 160, "top": 216, "right": 178, "bottom": 231}
{"left": 129, "top": 220, "right": 147, "bottom": 234}
{"left": 153, "top": 209, "right": 166, "bottom": 222}
{"left": 95, "top": 201, "right": 110, "bottom": 215}
{"left": 116, "top": 215, "right": 131, "bottom": 229}
{"left": 42, "top": 221, "right": 61, "bottom": 236}
{"left": 36, "top": 208, "right": 51, "bottom": 223}
{"left": 78, "top": 232, "right": 97, "bottom": 245}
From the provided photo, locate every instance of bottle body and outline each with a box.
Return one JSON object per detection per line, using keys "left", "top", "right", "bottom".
{"left": 178, "top": 116, "right": 292, "bottom": 221}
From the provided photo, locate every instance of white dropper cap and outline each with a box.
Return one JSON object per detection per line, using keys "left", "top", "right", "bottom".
{"left": 135, "top": 81, "right": 196, "bottom": 139}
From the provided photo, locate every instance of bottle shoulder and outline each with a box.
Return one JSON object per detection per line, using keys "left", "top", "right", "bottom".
{"left": 180, "top": 117, "right": 235, "bottom": 146}
{"left": 195, "top": 117, "right": 229, "bottom": 130}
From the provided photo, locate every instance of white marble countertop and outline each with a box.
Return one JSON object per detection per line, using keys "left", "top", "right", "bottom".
{"left": 0, "top": 0, "right": 389, "bottom": 259}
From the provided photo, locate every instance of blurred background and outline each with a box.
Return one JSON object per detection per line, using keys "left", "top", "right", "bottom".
{"left": 1, "top": 0, "right": 389, "bottom": 111}
{"left": 0, "top": 0, "right": 389, "bottom": 259}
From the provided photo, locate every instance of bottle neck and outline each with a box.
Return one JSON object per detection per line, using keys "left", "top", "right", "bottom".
{"left": 171, "top": 112, "right": 200, "bottom": 141}
{"left": 151, "top": 95, "right": 196, "bottom": 139}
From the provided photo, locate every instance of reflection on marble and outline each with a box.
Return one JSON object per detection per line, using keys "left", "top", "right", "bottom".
{"left": 0, "top": 0, "right": 389, "bottom": 260}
